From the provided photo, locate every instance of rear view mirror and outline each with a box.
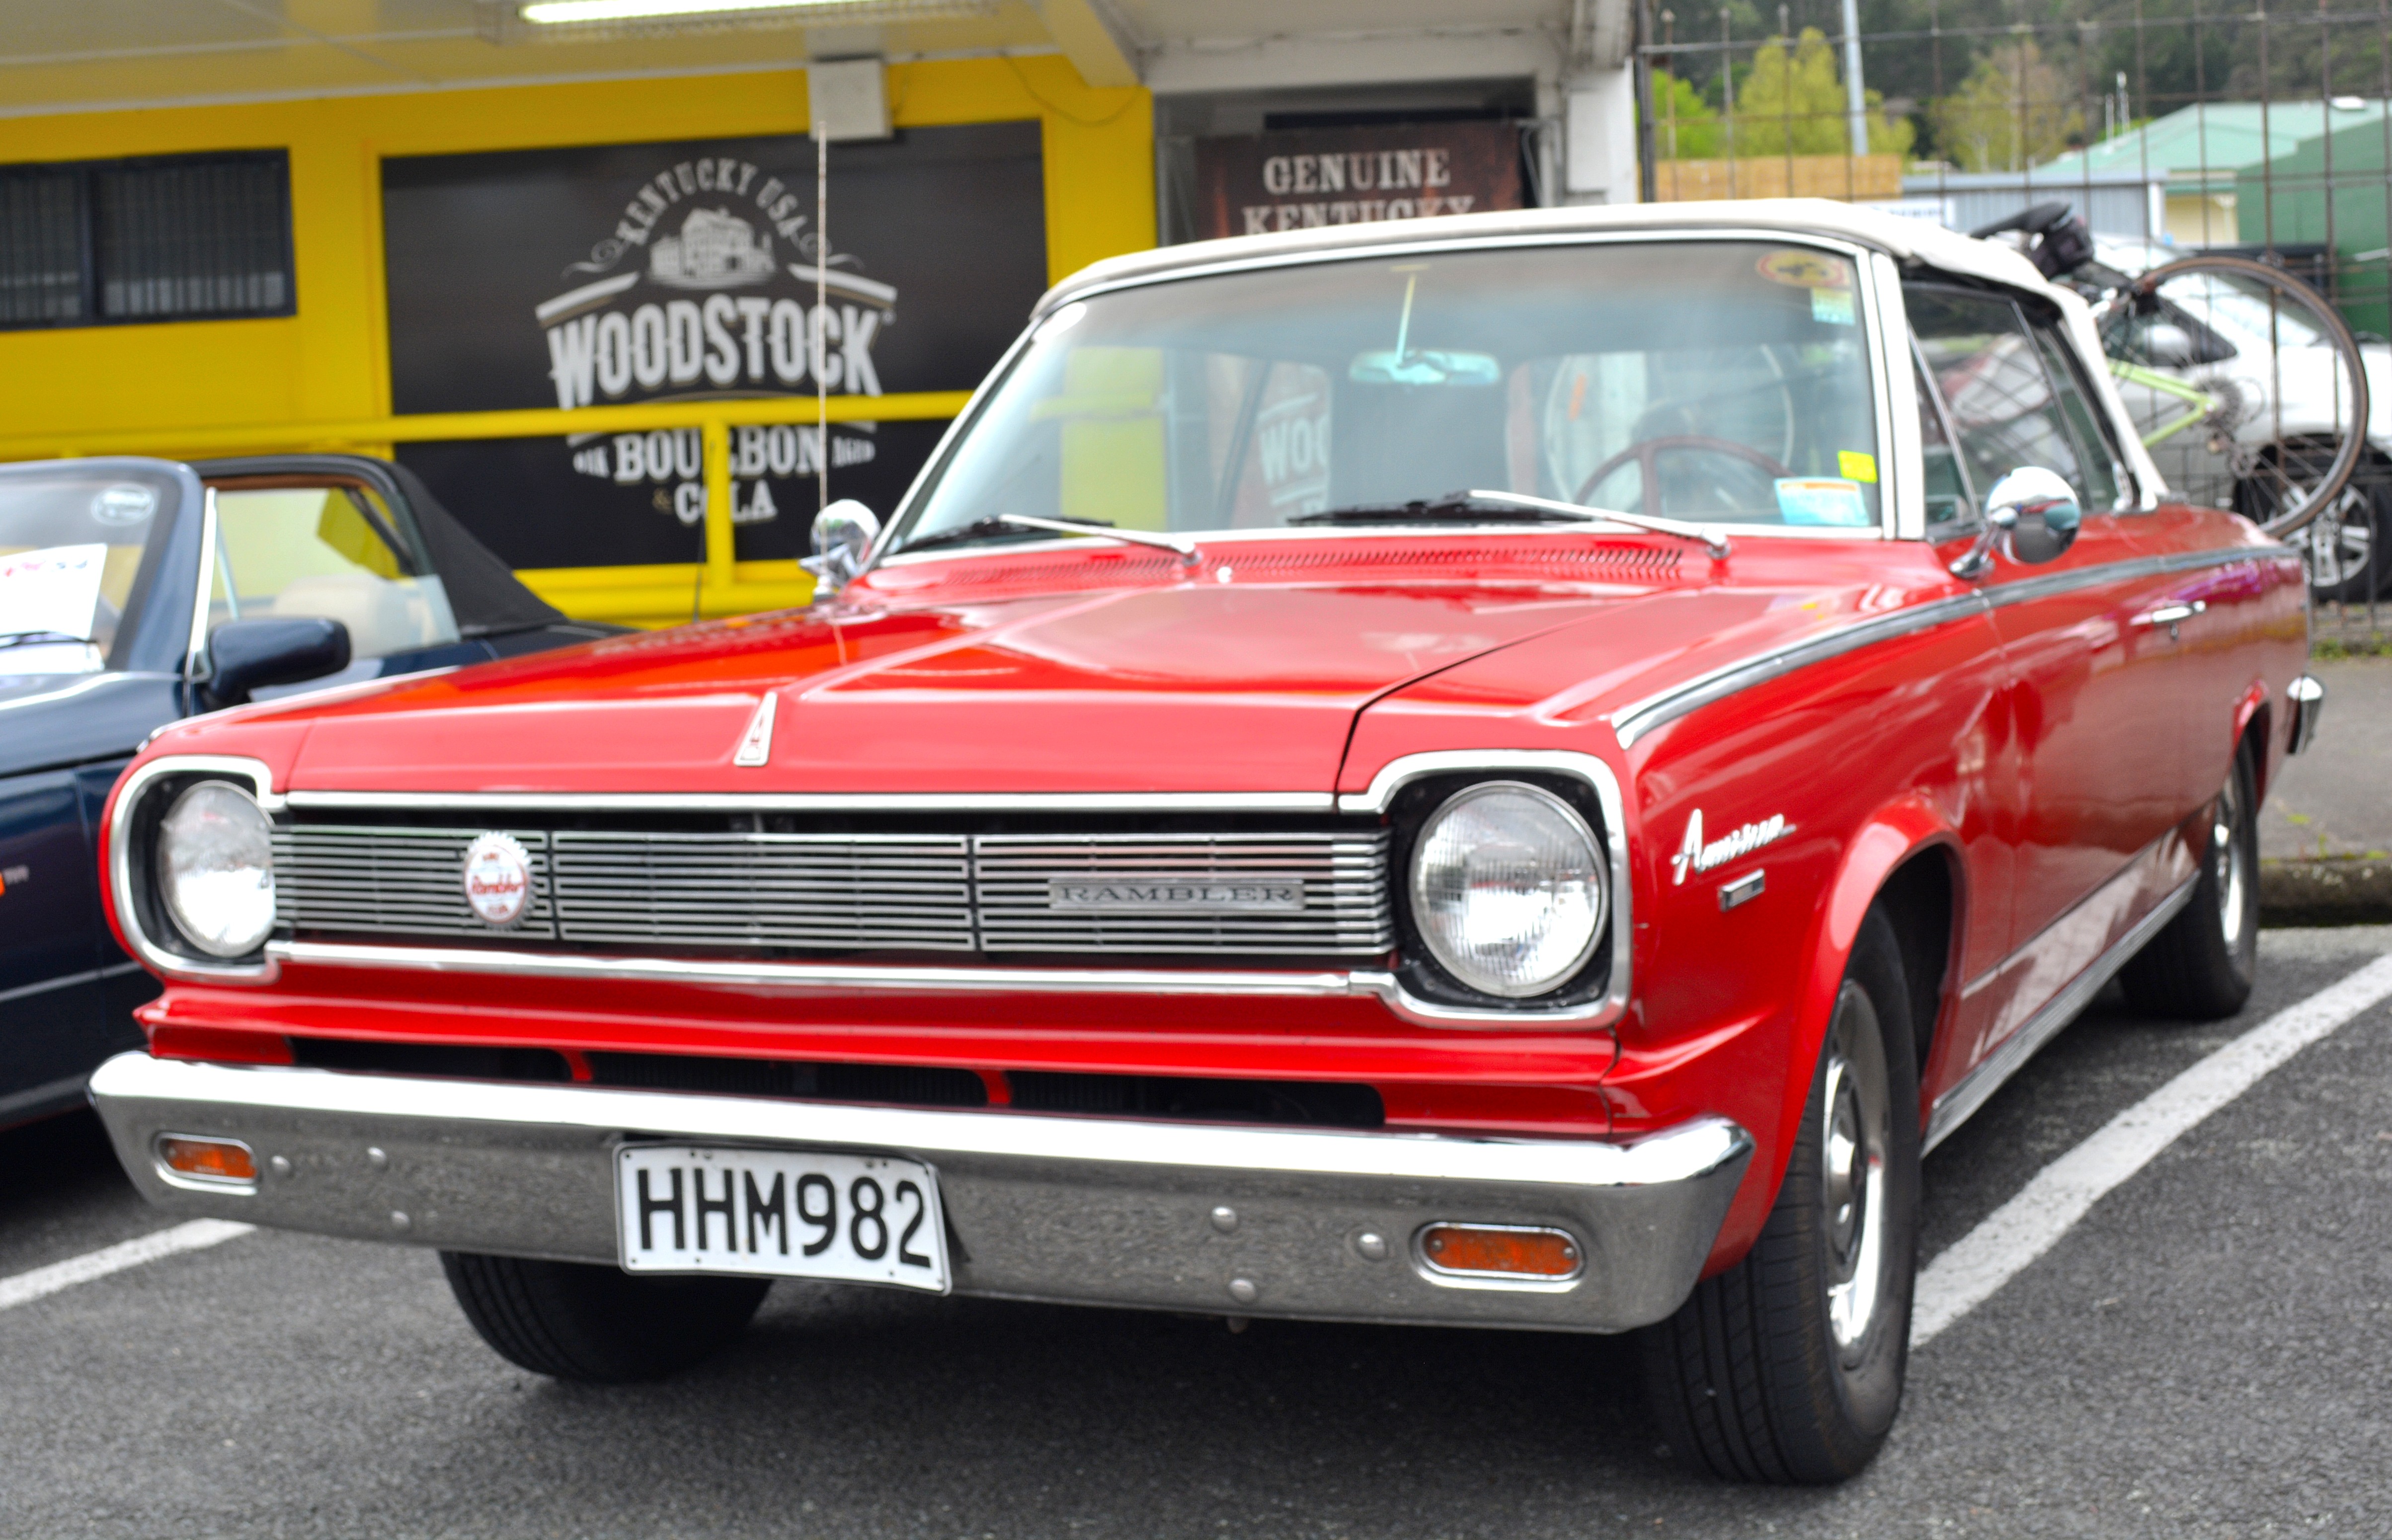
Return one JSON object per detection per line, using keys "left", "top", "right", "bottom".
{"left": 203, "top": 617, "right": 351, "bottom": 709}
{"left": 1348, "top": 350, "right": 1501, "bottom": 387}
{"left": 801, "top": 499, "right": 881, "bottom": 594}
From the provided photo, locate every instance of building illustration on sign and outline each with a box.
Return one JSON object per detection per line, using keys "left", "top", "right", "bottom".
{"left": 648, "top": 207, "right": 777, "bottom": 289}
{"left": 529, "top": 157, "right": 901, "bottom": 531}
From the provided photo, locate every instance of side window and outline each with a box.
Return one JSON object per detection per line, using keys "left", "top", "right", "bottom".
{"left": 208, "top": 484, "right": 460, "bottom": 661}
{"left": 1914, "top": 353, "right": 1975, "bottom": 534}
{"left": 2027, "top": 319, "right": 2133, "bottom": 510}
{"left": 1907, "top": 285, "right": 2099, "bottom": 514}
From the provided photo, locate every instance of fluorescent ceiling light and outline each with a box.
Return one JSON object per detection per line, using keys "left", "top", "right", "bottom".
{"left": 519, "top": 0, "right": 880, "bottom": 22}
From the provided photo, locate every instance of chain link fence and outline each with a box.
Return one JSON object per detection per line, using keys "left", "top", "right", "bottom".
{"left": 1634, "top": 0, "right": 2392, "bottom": 653}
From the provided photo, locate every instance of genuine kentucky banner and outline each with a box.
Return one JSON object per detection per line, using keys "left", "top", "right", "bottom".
{"left": 1190, "top": 122, "right": 1525, "bottom": 242}
{"left": 382, "top": 122, "right": 1045, "bottom": 569}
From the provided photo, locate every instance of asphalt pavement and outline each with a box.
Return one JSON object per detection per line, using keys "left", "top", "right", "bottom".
{"left": 2262, "top": 656, "right": 2392, "bottom": 861}
{"left": 3, "top": 927, "right": 2390, "bottom": 1539}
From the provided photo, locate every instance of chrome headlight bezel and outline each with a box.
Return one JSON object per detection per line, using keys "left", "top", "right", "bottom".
{"left": 110, "top": 757, "right": 282, "bottom": 981}
{"left": 1403, "top": 778, "right": 1610, "bottom": 1002}
{"left": 153, "top": 778, "right": 277, "bottom": 959}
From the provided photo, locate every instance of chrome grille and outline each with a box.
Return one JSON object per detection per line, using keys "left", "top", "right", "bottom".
{"left": 551, "top": 833, "right": 974, "bottom": 950}
{"left": 272, "top": 827, "right": 555, "bottom": 936}
{"left": 272, "top": 824, "right": 1392, "bottom": 958}
{"left": 975, "top": 833, "right": 1391, "bottom": 954}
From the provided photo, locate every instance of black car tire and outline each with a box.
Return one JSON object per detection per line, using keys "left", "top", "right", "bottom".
{"left": 1637, "top": 908, "right": 1921, "bottom": 1484}
{"left": 439, "top": 1250, "right": 769, "bottom": 1383}
{"left": 2119, "top": 739, "right": 2259, "bottom": 1020}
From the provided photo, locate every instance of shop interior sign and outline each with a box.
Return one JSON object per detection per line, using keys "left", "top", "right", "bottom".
{"left": 1191, "top": 122, "right": 1524, "bottom": 241}
{"left": 382, "top": 123, "right": 1045, "bottom": 569}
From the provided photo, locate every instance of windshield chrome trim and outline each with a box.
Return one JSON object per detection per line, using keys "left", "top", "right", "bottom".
{"left": 868, "top": 229, "right": 1899, "bottom": 578}
{"left": 183, "top": 485, "right": 217, "bottom": 686}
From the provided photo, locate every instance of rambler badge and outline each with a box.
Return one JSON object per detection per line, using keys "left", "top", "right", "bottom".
{"left": 1050, "top": 880, "right": 1305, "bottom": 913}
{"left": 1671, "top": 809, "right": 1793, "bottom": 885}
{"left": 463, "top": 833, "right": 534, "bottom": 927}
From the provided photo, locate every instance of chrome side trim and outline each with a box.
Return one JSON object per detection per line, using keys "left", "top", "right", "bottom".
{"left": 1612, "top": 543, "right": 2289, "bottom": 750}
{"left": 281, "top": 789, "right": 1337, "bottom": 814}
{"left": 1338, "top": 750, "right": 1632, "bottom": 1029}
{"left": 106, "top": 754, "right": 282, "bottom": 985}
{"left": 1612, "top": 593, "right": 1990, "bottom": 749}
{"left": 1923, "top": 872, "right": 2197, "bottom": 1153}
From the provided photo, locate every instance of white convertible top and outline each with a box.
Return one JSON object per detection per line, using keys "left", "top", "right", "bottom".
{"left": 1038, "top": 197, "right": 2058, "bottom": 316}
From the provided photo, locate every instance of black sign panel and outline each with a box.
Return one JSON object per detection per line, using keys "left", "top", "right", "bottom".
{"left": 382, "top": 122, "right": 1045, "bottom": 568}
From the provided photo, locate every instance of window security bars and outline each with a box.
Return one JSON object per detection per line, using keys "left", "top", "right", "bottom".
{"left": 0, "top": 151, "right": 293, "bottom": 330}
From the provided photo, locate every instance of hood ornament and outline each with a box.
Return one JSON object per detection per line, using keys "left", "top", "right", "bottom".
{"left": 733, "top": 693, "right": 778, "bottom": 767}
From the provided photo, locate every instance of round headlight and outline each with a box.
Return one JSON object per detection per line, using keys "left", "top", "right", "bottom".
{"left": 155, "top": 780, "right": 276, "bottom": 959}
{"left": 1409, "top": 781, "right": 1606, "bottom": 999}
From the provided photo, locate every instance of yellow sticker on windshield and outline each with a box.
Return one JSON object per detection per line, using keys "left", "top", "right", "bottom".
{"left": 1838, "top": 450, "right": 1878, "bottom": 482}
{"left": 1756, "top": 249, "right": 1853, "bottom": 290}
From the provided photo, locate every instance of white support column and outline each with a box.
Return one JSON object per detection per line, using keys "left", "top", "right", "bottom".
{"left": 1565, "top": 66, "right": 1640, "bottom": 205}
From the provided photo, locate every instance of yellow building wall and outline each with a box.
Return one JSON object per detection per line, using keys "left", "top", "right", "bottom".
{"left": 0, "top": 58, "right": 1153, "bottom": 619}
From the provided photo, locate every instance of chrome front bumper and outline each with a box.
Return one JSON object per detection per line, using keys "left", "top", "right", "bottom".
{"left": 87, "top": 1052, "right": 1750, "bottom": 1333}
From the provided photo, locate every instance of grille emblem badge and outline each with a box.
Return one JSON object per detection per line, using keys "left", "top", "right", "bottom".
{"left": 463, "top": 833, "right": 533, "bottom": 927}
{"left": 1049, "top": 880, "right": 1304, "bottom": 913}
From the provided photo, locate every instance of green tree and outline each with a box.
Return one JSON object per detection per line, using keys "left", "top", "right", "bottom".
{"left": 1651, "top": 70, "right": 1726, "bottom": 158}
{"left": 1927, "top": 40, "right": 2085, "bottom": 171}
{"left": 1731, "top": 28, "right": 1917, "bottom": 157}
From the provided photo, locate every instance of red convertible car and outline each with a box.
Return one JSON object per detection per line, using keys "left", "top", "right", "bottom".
{"left": 87, "top": 202, "right": 2317, "bottom": 1483}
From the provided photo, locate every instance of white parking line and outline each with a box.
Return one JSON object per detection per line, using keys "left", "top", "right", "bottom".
{"left": 0, "top": 1220, "right": 255, "bottom": 1315}
{"left": 1914, "top": 952, "right": 2392, "bottom": 1346}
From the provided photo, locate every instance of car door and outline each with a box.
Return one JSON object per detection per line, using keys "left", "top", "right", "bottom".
{"left": 1911, "top": 282, "right": 2194, "bottom": 1050}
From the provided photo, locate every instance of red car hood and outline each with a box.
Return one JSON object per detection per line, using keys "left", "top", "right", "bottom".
{"left": 269, "top": 577, "right": 1646, "bottom": 796}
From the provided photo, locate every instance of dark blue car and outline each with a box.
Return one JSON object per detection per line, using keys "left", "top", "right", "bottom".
{"left": 0, "top": 453, "right": 620, "bottom": 1129}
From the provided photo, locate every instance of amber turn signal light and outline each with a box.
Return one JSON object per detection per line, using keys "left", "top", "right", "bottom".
{"left": 156, "top": 1135, "right": 258, "bottom": 1186}
{"left": 1417, "top": 1223, "right": 1583, "bottom": 1279}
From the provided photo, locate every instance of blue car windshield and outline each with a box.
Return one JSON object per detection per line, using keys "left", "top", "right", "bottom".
{"left": 891, "top": 238, "right": 1885, "bottom": 554}
{"left": 0, "top": 468, "right": 182, "bottom": 675}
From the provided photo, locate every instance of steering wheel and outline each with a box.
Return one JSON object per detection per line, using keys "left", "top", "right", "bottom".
{"left": 1576, "top": 436, "right": 1793, "bottom": 518}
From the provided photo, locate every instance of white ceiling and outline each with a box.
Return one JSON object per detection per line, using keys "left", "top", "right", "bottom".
{"left": 0, "top": 0, "right": 1588, "bottom": 116}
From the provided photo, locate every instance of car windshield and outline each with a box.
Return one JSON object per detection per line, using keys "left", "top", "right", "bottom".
{"left": 0, "top": 467, "right": 182, "bottom": 676}
{"left": 891, "top": 239, "right": 1886, "bottom": 553}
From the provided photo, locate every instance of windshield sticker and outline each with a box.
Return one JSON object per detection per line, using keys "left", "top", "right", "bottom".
{"left": 1811, "top": 287, "right": 1856, "bottom": 325}
{"left": 89, "top": 483, "right": 157, "bottom": 526}
{"left": 1756, "top": 249, "right": 1852, "bottom": 291}
{"left": 1837, "top": 450, "right": 1878, "bottom": 483}
{"left": 1773, "top": 478, "right": 1873, "bottom": 527}
{"left": 0, "top": 543, "right": 107, "bottom": 674}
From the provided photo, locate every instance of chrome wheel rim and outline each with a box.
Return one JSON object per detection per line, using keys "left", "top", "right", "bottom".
{"left": 1822, "top": 983, "right": 1890, "bottom": 1359}
{"left": 2215, "top": 769, "right": 2248, "bottom": 951}
{"left": 2306, "top": 488, "right": 2374, "bottom": 590}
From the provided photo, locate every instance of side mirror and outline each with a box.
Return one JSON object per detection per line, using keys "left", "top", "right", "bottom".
{"left": 2141, "top": 321, "right": 2200, "bottom": 370}
{"left": 800, "top": 500, "right": 881, "bottom": 595}
{"left": 202, "top": 617, "right": 351, "bottom": 709}
{"left": 1949, "top": 467, "right": 2083, "bottom": 577}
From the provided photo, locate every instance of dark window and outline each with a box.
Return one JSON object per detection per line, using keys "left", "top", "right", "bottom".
{"left": 0, "top": 151, "right": 292, "bottom": 330}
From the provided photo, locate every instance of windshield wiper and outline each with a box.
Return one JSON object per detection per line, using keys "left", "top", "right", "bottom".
{"left": 1290, "top": 491, "right": 1731, "bottom": 559}
{"left": 0, "top": 629, "right": 95, "bottom": 650}
{"left": 900, "top": 514, "right": 1199, "bottom": 565}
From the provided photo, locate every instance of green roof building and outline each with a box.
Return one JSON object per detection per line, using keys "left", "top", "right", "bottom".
{"left": 2234, "top": 113, "right": 2392, "bottom": 335}
{"left": 2036, "top": 99, "right": 2387, "bottom": 248}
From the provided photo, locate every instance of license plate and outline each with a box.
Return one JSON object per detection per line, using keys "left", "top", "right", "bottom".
{"left": 614, "top": 1145, "right": 950, "bottom": 1292}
